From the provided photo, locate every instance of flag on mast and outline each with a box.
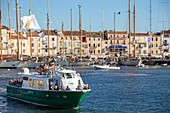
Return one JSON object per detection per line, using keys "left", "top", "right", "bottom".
{"left": 145, "top": 35, "right": 152, "bottom": 42}
{"left": 21, "top": 15, "right": 41, "bottom": 30}
{"left": 38, "top": 31, "right": 44, "bottom": 38}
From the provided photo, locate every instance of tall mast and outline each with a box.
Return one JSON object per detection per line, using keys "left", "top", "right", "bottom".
{"left": 8, "top": 0, "right": 11, "bottom": 55}
{"left": 8, "top": 0, "right": 11, "bottom": 40}
{"left": 29, "top": 0, "right": 32, "bottom": 57}
{"left": 148, "top": 0, "right": 152, "bottom": 57}
{"left": 113, "top": 12, "right": 116, "bottom": 61}
{"left": 128, "top": 0, "right": 131, "bottom": 59}
{"left": 0, "top": 0, "right": 2, "bottom": 60}
{"left": 150, "top": 0, "right": 152, "bottom": 32}
{"left": 133, "top": 0, "right": 136, "bottom": 58}
{"left": 70, "top": 8, "right": 73, "bottom": 56}
{"left": 90, "top": 17, "right": 92, "bottom": 55}
{"left": 161, "top": 0, "right": 165, "bottom": 59}
{"left": 47, "top": 0, "right": 50, "bottom": 56}
{"left": 16, "top": 0, "right": 20, "bottom": 60}
{"left": 19, "top": 7, "right": 22, "bottom": 59}
{"left": 78, "top": 5, "right": 82, "bottom": 60}
{"left": 101, "top": 10, "right": 104, "bottom": 56}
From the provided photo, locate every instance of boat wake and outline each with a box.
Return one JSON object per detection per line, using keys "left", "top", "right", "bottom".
{"left": 0, "top": 96, "right": 7, "bottom": 107}
{"left": 0, "top": 87, "right": 6, "bottom": 93}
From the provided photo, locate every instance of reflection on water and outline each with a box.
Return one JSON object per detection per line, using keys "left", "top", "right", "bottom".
{"left": 0, "top": 67, "right": 170, "bottom": 113}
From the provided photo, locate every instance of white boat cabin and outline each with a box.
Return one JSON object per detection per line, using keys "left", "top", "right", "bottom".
{"left": 9, "top": 68, "right": 89, "bottom": 91}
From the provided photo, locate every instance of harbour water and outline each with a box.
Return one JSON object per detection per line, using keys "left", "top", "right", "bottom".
{"left": 0, "top": 66, "right": 170, "bottom": 113}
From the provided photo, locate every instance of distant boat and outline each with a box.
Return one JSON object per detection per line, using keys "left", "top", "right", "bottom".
{"left": 17, "top": 61, "right": 44, "bottom": 69}
{"left": 93, "top": 64, "right": 120, "bottom": 70}
{"left": 7, "top": 68, "right": 91, "bottom": 108}
{"left": 0, "top": 61, "right": 20, "bottom": 69}
{"left": 121, "top": 59, "right": 141, "bottom": 66}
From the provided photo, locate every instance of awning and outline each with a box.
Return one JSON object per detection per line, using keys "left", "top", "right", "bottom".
{"left": 109, "top": 45, "right": 127, "bottom": 49}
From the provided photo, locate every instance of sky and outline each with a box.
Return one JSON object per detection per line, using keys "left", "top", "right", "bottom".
{"left": 1, "top": 0, "right": 170, "bottom": 33}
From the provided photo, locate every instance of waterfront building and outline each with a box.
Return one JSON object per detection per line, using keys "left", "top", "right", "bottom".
{"left": 106, "top": 31, "right": 128, "bottom": 57}
{"left": 1, "top": 25, "right": 169, "bottom": 60}
{"left": 161, "top": 30, "right": 170, "bottom": 58}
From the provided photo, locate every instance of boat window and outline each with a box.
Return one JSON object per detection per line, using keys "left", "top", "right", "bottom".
{"left": 65, "top": 73, "right": 72, "bottom": 79}
{"left": 28, "top": 79, "right": 33, "bottom": 87}
{"left": 23, "top": 77, "right": 28, "bottom": 81}
{"left": 33, "top": 79, "right": 38, "bottom": 88}
{"left": 38, "top": 80, "right": 44, "bottom": 89}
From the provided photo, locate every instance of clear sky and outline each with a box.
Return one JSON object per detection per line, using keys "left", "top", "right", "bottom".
{"left": 1, "top": 0, "right": 170, "bottom": 33}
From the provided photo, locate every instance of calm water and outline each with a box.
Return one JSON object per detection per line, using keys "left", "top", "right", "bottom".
{"left": 0, "top": 66, "right": 170, "bottom": 113}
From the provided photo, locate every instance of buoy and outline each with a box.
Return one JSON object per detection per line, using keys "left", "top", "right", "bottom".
{"left": 8, "top": 69, "right": 10, "bottom": 71}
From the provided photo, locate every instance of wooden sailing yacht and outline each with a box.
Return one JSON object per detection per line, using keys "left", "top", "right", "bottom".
{"left": 0, "top": 0, "right": 20, "bottom": 68}
{"left": 121, "top": 0, "right": 141, "bottom": 66}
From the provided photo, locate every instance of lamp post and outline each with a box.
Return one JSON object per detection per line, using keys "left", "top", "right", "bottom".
{"left": 113, "top": 12, "right": 120, "bottom": 61}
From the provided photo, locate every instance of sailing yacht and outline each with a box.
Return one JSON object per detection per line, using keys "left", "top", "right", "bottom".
{"left": 0, "top": 0, "right": 21, "bottom": 69}
{"left": 119, "top": 0, "right": 141, "bottom": 66}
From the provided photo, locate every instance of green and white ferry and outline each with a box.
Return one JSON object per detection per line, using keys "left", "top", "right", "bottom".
{"left": 7, "top": 68, "right": 91, "bottom": 109}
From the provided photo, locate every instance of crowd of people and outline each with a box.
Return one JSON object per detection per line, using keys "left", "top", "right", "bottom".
{"left": 36, "top": 63, "right": 61, "bottom": 75}
{"left": 9, "top": 79, "right": 23, "bottom": 87}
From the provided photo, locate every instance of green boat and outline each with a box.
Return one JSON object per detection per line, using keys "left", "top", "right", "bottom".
{"left": 7, "top": 68, "right": 91, "bottom": 109}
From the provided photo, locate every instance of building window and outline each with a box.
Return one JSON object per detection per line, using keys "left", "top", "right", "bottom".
{"left": 32, "top": 43, "right": 34, "bottom": 47}
{"left": 143, "top": 50, "right": 146, "bottom": 54}
{"left": 52, "top": 37, "right": 55, "bottom": 41}
{"left": 98, "top": 50, "right": 100, "bottom": 53}
{"left": 52, "top": 43, "right": 54, "bottom": 48}
{"left": 38, "top": 49, "right": 40, "bottom": 52}
{"left": 68, "top": 42, "right": 71, "bottom": 46}
{"left": 32, "top": 49, "right": 34, "bottom": 52}
{"left": 93, "top": 44, "right": 95, "bottom": 48}
{"left": 60, "top": 41, "right": 62, "bottom": 46}
{"left": 89, "top": 38, "right": 91, "bottom": 41}
{"left": 144, "top": 43, "right": 147, "bottom": 47}
{"left": 98, "top": 38, "right": 100, "bottom": 41}
{"left": 23, "top": 43, "right": 25, "bottom": 47}
{"left": 64, "top": 42, "right": 66, "bottom": 47}
{"left": 156, "top": 37, "right": 158, "bottom": 41}
{"left": 23, "top": 49, "right": 25, "bottom": 53}
{"left": 156, "top": 44, "right": 158, "bottom": 47}
{"left": 98, "top": 44, "right": 100, "bottom": 47}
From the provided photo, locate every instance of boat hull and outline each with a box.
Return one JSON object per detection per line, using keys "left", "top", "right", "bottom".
{"left": 93, "top": 65, "right": 120, "bottom": 70}
{"left": 7, "top": 85, "right": 90, "bottom": 108}
{"left": 121, "top": 59, "right": 140, "bottom": 66}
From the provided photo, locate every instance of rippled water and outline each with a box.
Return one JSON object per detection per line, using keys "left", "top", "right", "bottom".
{"left": 0, "top": 66, "right": 170, "bottom": 113}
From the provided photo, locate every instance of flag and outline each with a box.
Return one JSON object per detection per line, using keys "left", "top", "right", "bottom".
{"left": 145, "top": 35, "right": 152, "bottom": 42}
{"left": 21, "top": 15, "right": 41, "bottom": 30}
{"left": 82, "top": 37, "right": 87, "bottom": 42}
{"left": 38, "top": 32, "right": 44, "bottom": 38}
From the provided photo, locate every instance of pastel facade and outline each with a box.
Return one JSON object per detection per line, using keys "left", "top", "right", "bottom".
{"left": 0, "top": 26, "right": 170, "bottom": 59}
